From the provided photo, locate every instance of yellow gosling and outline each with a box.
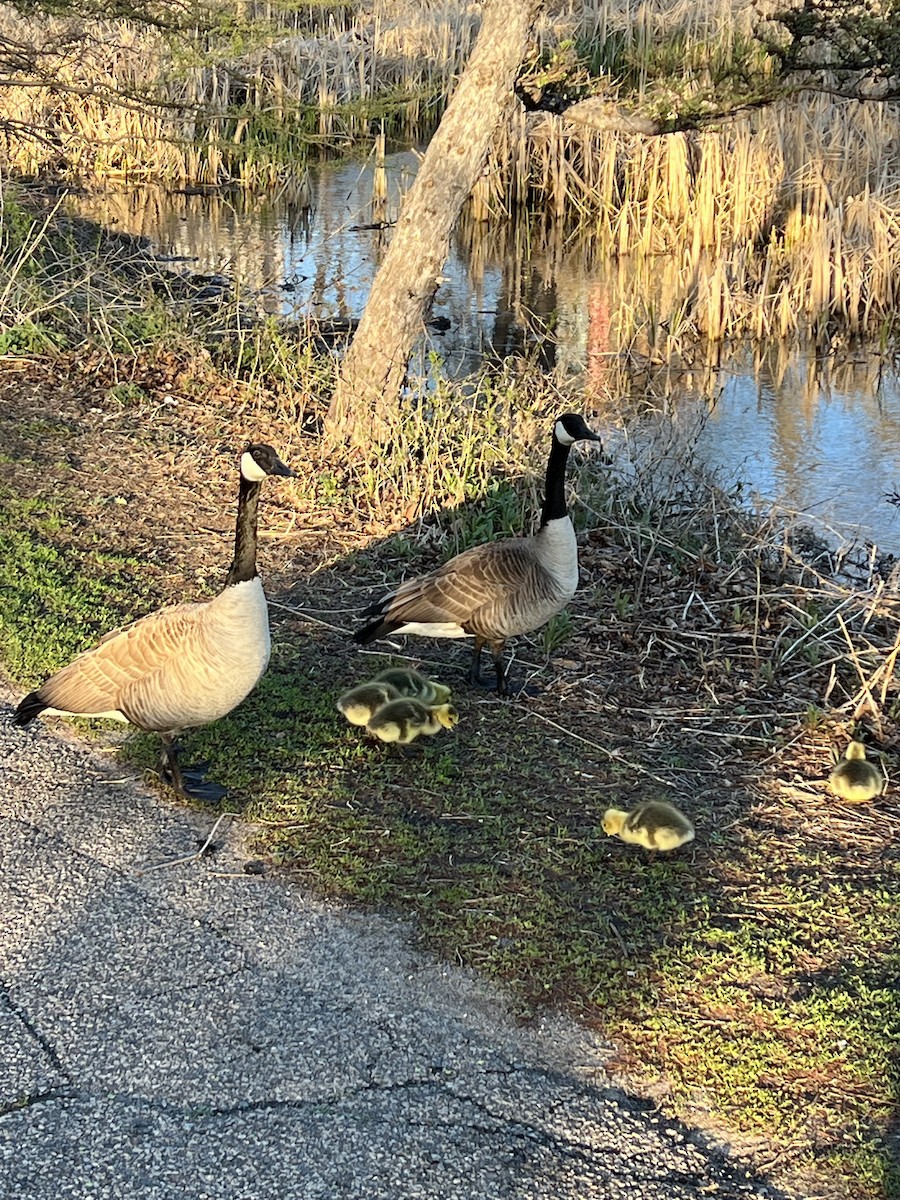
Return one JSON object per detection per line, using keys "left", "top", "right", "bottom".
{"left": 602, "top": 800, "right": 695, "bottom": 852}
{"left": 372, "top": 666, "right": 452, "bottom": 705}
{"left": 828, "top": 741, "right": 885, "bottom": 803}
{"left": 336, "top": 681, "right": 401, "bottom": 727}
{"left": 366, "top": 699, "right": 459, "bottom": 746}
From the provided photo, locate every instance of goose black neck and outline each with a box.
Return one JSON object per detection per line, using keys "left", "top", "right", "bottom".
{"left": 540, "top": 437, "right": 572, "bottom": 527}
{"left": 225, "top": 475, "right": 261, "bottom": 586}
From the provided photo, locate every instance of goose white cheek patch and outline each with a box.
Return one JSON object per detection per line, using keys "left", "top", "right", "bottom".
{"left": 240, "top": 451, "right": 269, "bottom": 481}
{"left": 554, "top": 420, "right": 577, "bottom": 446}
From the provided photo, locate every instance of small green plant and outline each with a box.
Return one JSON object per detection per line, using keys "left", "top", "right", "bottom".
{"left": 804, "top": 703, "right": 827, "bottom": 729}
{"left": 110, "top": 300, "right": 176, "bottom": 352}
{"left": 0, "top": 319, "right": 66, "bottom": 354}
{"left": 106, "top": 381, "right": 147, "bottom": 407}
{"left": 448, "top": 479, "right": 526, "bottom": 553}
{"left": 543, "top": 610, "right": 574, "bottom": 655}
{"left": 758, "top": 658, "right": 776, "bottom": 686}
{"left": 611, "top": 587, "right": 633, "bottom": 619}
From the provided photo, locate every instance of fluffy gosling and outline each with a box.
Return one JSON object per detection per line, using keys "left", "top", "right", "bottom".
{"left": 602, "top": 800, "right": 695, "bottom": 852}
{"left": 337, "top": 681, "right": 401, "bottom": 727}
{"left": 366, "top": 698, "right": 459, "bottom": 746}
{"left": 828, "top": 741, "right": 885, "bottom": 803}
{"left": 372, "top": 667, "right": 452, "bottom": 705}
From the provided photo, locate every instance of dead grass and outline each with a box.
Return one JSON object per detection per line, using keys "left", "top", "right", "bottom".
{"left": 0, "top": 0, "right": 482, "bottom": 186}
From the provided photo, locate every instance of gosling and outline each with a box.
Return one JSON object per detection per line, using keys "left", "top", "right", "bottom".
{"left": 602, "top": 800, "right": 695, "bottom": 852}
{"left": 372, "top": 666, "right": 452, "bottom": 705}
{"left": 828, "top": 741, "right": 885, "bottom": 803}
{"left": 337, "top": 681, "right": 401, "bottom": 727}
{"left": 366, "top": 698, "right": 459, "bottom": 746}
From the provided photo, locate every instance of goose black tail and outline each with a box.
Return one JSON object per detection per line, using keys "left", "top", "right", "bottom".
{"left": 353, "top": 617, "right": 400, "bottom": 645}
{"left": 14, "top": 691, "right": 47, "bottom": 727}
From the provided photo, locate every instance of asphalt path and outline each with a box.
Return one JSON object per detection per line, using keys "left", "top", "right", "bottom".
{"left": 0, "top": 697, "right": 796, "bottom": 1200}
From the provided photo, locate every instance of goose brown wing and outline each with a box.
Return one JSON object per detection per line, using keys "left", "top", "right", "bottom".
{"left": 37, "top": 600, "right": 211, "bottom": 719}
{"left": 387, "top": 539, "right": 536, "bottom": 626}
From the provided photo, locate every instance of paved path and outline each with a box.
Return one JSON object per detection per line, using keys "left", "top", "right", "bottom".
{"left": 0, "top": 699, "right": 793, "bottom": 1200}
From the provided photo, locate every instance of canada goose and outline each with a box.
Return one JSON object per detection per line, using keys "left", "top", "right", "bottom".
{"left": 602, "top": 800, "right": 695, "bottom": 852}
{"left": 372, "top": 666, "right": 452, "bottom": 705}
{"left": 353, "top": 413, "right": 602, "bottom": 694}
{"left": 336, "top": 680, "right": 401, "bottom": 726}
{"left": 366, "top": 698, "right": 459, "bottom": 745}
{"left": 828, "top": 741, "right": 885, "bottom": 802}
{"left": 13, "top": 443, "right": 295, "bottom": 802}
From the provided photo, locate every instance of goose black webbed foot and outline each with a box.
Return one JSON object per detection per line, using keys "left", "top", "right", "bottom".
{"left": 159, "top": 739, "right": 228, "bottom": 804}
{"left": 470, "top": 671, "right": 499, "bottom": 691}
{"left": 158, "top": 761, "right": 229, "bottom": 804}
{"left": 177, "top": 769, "right": 230, "bottom": 805}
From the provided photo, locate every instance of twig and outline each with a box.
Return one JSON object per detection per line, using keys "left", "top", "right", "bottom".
{"left": 835, "top": 612, "right": 882, "bottom": 726}
{"left": 775, "top": 593, "right": 857, "bottom": 664}
{"left": 524, "top": 709, "right": 676, "bottom": 787}
{"left": 878, "top": 619, "right": 900, "bottom": 708}
{"left": 134, "top": 811, "right": 239, "bottom": 874}
{"left": 268, "top": 597, "right": 351, "bottom": 635}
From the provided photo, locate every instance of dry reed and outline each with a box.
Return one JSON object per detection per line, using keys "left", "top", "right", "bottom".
{"left": 487, "top": 0, "right": 900, "bottom": 343}
{"left": 0, "top": 1, "right": 481, "bottom": 186}
{"left": 2, "top": 0, "right": 900, "bottom": 345}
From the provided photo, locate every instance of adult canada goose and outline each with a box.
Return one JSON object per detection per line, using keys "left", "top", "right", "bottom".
{"left": 602, "top": 800, "right": 695, "bottom": 852}
{"left": 828, "top": 741, "right": 885, "bottom": 802}
{"left": 354, "top": 413, "right": 602, "bottom": 694}
{"left": 366, "top": 698, "right": 459, "bottom": 746}
{"left": 13, "top": 443, "right": 295, "bottom": 802}
{"left": 337, "top": 680, "right": 401, "bottom": 726}
{"left": 372, "top": 666, "right": 452, "bottom": 705}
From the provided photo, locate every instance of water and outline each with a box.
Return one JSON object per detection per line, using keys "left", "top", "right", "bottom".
{"left": 66, "top": 153, "right": 900, "bottom": 551}
{"left": 691, "top": 365, "right": 900, "bottom": 544}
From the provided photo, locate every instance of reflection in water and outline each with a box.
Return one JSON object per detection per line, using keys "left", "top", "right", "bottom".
{"left": 694, "top": 357, "right": 900, "bottom": 547}
{"left": 67, "top": 157, "right": 900, "bottom": 550}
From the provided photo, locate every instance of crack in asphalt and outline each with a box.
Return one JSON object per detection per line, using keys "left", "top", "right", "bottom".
{"left": 0, "top": 980, "right": 70, "bottom": 1081}
{"left": 0, "top": 1079, "right": 761, "bottom": 1195}
{"left": 0, "top": 1088, "right": 78, "bottom": 1118}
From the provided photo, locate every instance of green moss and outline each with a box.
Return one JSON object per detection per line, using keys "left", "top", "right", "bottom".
{"left": 0, "top": 490, "right": 154, "bottom": 683}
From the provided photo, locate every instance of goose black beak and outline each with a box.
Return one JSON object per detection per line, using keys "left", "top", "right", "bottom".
{"left": 271, "top": 459, "right": 297, "bottom": 478}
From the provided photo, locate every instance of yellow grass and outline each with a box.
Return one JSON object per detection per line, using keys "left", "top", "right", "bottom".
{"left": 1, "top": 0, "right": 899, "bottom": 342}
{"left": 0, "top": 1, "right": 482, "bottom": 186}
{"left": 504, "top": 88, "right": 900, "bottom": 344}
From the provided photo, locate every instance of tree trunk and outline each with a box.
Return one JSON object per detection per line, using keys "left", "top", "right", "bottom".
{"left": 325, "top": 0, "right": 542, "bottom": 446}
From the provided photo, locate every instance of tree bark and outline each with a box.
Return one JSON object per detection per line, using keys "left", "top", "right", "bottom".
{"left": 325, "top": 0, "right": 542, "bottom": 446}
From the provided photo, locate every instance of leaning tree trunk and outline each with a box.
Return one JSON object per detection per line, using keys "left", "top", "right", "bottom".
{"left": 325, "top": 0, "right": 542, "bottom": 446}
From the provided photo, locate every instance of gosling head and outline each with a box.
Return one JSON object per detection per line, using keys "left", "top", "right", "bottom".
{"left": 601, "top": 808, "right": 628, "bottom": 836}
{"left": 844, "top": 740, "right": 868, "bottom": 761}
{"left": 336, "top": 681, "right": 400, "bottom": 726}
{"left": 434, "top": 703, "right": 459, "bottom": 731}
{"left": 240, "top": 443, "right": 297, "bottom": 481}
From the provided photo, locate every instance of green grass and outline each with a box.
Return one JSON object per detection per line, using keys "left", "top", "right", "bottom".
{"left": 0, "top": 489, "right": 156, "bottom": 683}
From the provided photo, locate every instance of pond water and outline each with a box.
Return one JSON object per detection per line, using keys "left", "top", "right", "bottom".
{"left": 67, "top": 151, "right": 900, "bottom": 552}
